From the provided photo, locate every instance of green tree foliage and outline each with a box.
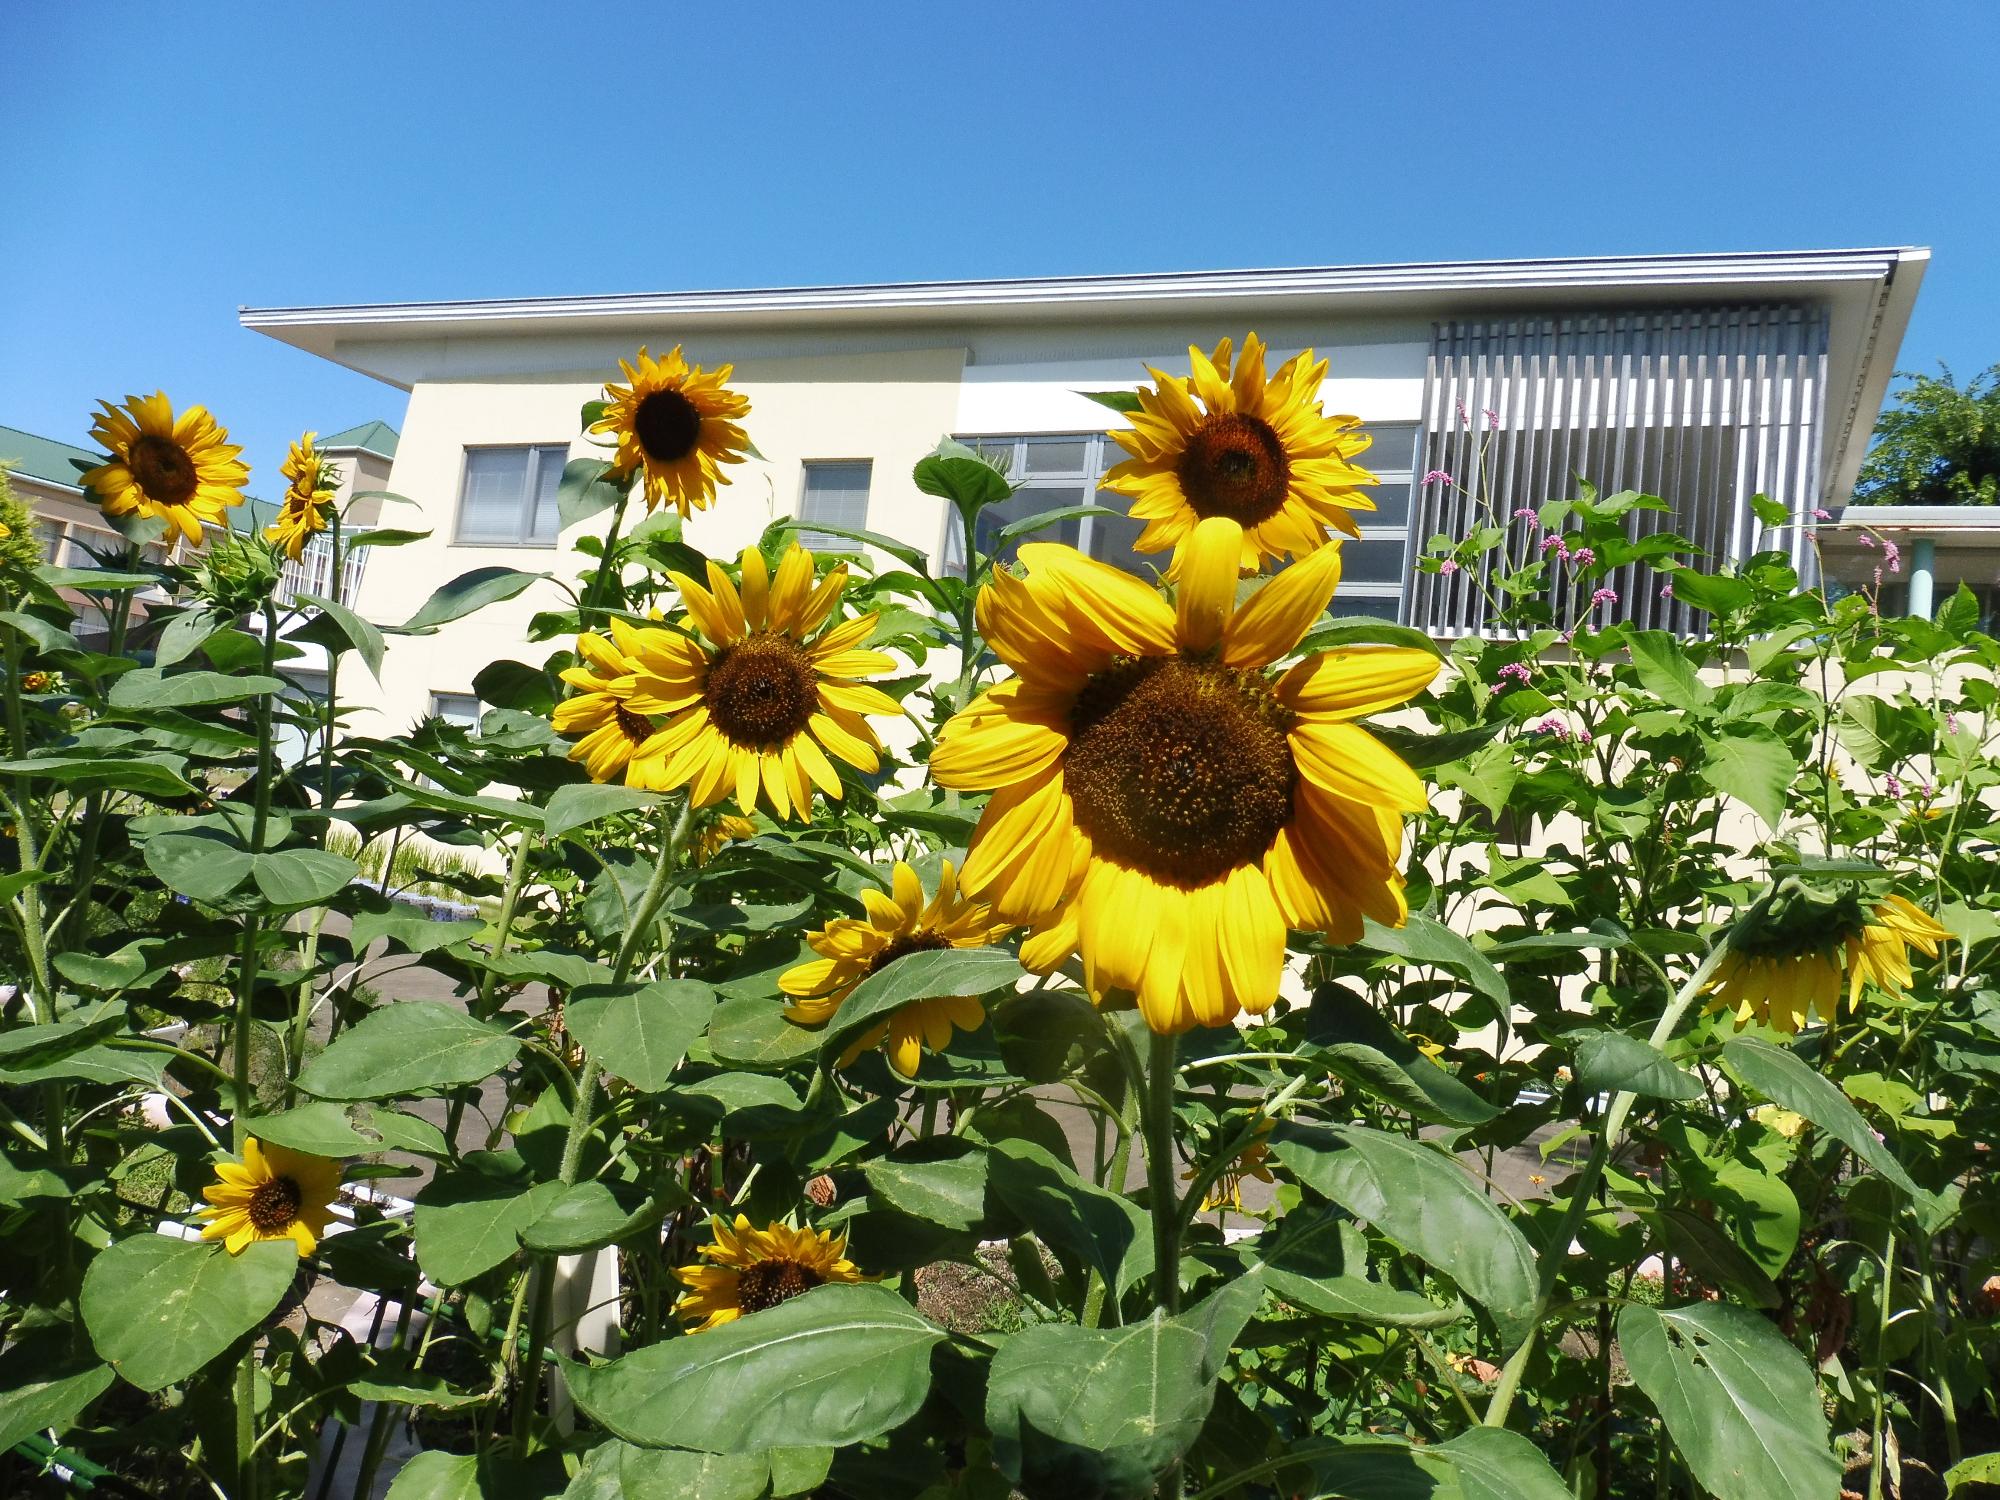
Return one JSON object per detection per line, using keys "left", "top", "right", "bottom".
{"left": 1853, "top": 363, "right": 2000, "bottom": 506}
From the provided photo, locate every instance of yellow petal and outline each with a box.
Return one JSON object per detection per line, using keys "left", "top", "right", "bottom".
{"left": 1278, "top": 647, "right": 1440, "bottom": 720}
{"left": 1221, "top": 541, "right": 1344, "bottom": 669}
{"left": 1175, "top": 517, "right": 1241, "bottom": 654}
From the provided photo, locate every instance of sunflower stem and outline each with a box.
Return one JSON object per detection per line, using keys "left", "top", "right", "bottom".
{"left": 235, "top": 1347, "right": 258, "bottom": 1500}
{"left": 1481, "top": 938, "right": 1729, "bottom": 1430}
{"left": 1144, "top": 1028, "right": 1182, "bottom": 1318}
{"left": 580, "top": 486, "right": 632, "bottom": 625}
{"left": 231, "top": 602, "right": 282, "bottom": 1152}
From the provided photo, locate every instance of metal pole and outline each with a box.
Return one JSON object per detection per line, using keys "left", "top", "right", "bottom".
{"left": 1908, "top": 536, "right": 1936, "bottom": 619}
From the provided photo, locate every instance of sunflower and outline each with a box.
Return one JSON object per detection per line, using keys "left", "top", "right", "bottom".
{"left": 550, "top": 624, "right": 676, "bottom": 786}
{"left": 781, "top": 860, "right": 1014, "bottom": 1076}
{"left": 1706, "top": 892, "right": 1951, "bottom": 1033}
{"left": 1101, "top": 335, "right": 1379, "bottom": 570}
{"left": 590, "top": 345, "right": 752, "bottom": 517}
{"left": 674, "top": 1214, "right": 865, "bottom": 1333}
{"left": 264, "top": 430, "right": 338, "bottom": 561}
{"left": 932, "top": 516, "right": 1435, "bottom": 1033}
{"left": 195, "top": 1138, "right": 342, "bottom": 1255}
{"left": 610, "top": 543, "right": 901, "bottom": 820}
{"left": 83, "top": 392, "right": 249, "bottom": 547}
{"left": 694, "top": 811, "right": 760, "bottom": 865}
{"left": 1186, "top": 1119, "right": 1277, "bottom": 1213}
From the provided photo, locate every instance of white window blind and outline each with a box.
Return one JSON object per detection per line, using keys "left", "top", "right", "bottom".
{"left": 455, "top": 446, "right": 567, "bottom": 545}
{"left": 796, "top": 461, "right": 873, "bottom": 551}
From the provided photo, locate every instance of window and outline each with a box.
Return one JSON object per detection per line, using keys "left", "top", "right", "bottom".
{"left": 430, "top": 692, "right": 481, "bottom": 734}
{"left": 1342, "top": 422, "right": 1417, "bottom": 621}
{"left": 795, "top": 461, "right": 873, "bottom": 551}
{"left": 454, "top": 445, "right": 567, "bottom": 545}
{"left": 940, "top": 434, "right": 1145, "bottom": 577}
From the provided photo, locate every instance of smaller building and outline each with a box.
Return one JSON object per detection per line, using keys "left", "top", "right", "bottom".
{"left": 1822, "top": 506, "right": 2000, "bottom": 630}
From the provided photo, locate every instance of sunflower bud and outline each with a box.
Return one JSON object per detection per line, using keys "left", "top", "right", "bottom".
{"left": 192, "top": 531, "right": 283, "bottom": 615}
{"left": 1725, "top": 878, "right": 1870, "bottom": 961}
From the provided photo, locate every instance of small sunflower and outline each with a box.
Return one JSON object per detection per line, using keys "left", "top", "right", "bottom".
{"left": 781, "top": 860, "right": 1013, "bottom": 1076}
{"left": 83, "top": 392, "right": 249, "bottom": 547}
{"left": 611, "top": 544, "right": 901, "bottom": 821}
{"left": 932, "top": 515, "right": 1436, "bottom": 1034}
{"left": 1186, "top": 1119, "right": 1277, "bottom": 1213}
{"left": 1706, "top": 892, "right": 1951, "bottom": 1033}
{"left": 1101, "top": 335, "right": 1379, "bottom": 570}
{"left": 551, "top": 625, "right": 675, "bottom": 786}
{"left": 195, "top": 1138, "right": 342, "bottom": 1255}
{"left": 590, "top": 345, "right": 752, "bottom": 517}
{"left": 265, "top": 430, "right": 338, "bottom": 561}
{"left": 695, "top": 812, "right": 760, "bottom": 864}
{"left": 674, "top": 1214, "right": 865, "bottom": 1333}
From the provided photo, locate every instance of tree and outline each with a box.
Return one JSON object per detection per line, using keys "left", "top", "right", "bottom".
{"left": 1853, "top": 363, "right": 2000, "bottom": 506}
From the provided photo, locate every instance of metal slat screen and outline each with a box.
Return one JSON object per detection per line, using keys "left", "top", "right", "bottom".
{"left": 1407, "top": 304, "right": 1830, "bottom": 636}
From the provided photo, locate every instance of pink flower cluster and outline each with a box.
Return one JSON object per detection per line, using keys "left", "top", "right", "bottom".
{"left": 1540, "top": 534, "right": 1566, "bottom": 556}
{"left": 1883, "top": 539, "right": 1902, "bottom": 574}
{"left": 1423, "top": 470, "right": 1456, "bottom": 487}
{"left": 1439, "top": 559, "right": 1460, "bottom": 575}
{"left": 1884, "top": 773, "right": 1904, "bottom": 798}
{"left": 1659, "top": 580, "right": 1675, "bottom": 599}
{"left": 1812, "top": 507, "right": 1833, "bottom": 522}
{"left": 1569, "top": 546, "right": 1596, "bottom": 567}
{"left": 1533, "top": 715, "right": 1593, "bottom": 745}
{"left": 1946, "top": 711, "right": 1961, "bottom": 735}
{"left": 1496, "top": 662, "right": 1532, "bottom": 690}
{"left": 1589, "top": 587, "right": 1619, "bottom": 609}
{"left": 1512, "top": 507, "right": 1539, "bottom": 527}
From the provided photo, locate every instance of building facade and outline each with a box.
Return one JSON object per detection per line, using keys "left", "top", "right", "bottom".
{"left": 240, "top": 249, "right": 1926, "bottom": 735}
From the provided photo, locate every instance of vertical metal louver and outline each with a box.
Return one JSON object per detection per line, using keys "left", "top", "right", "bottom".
{"left": 1407, "top": 304, "right": 1831, "bottom": 636}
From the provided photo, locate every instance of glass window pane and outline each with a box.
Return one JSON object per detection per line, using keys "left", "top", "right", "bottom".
{"left": 529, "top": 447, "right": 565, "bottom": 543}
{"left": 431, "top": 692, "right": 481, "bottom": 733}
{"left": 1359, "top": 422, "right": 1418, "bottom": 473}
{"left": 975, "top": 483, "right": 1085, "bottom": 569}
{"left": 1022, "top": 437, "right": 1090, "bottom": 475}
{"left": 458, "top": 449, "right": 531, "bottom": 543}
{"left": 1085, "top": 491, "right": 1156, "bottom": 580}
{"left": 1356, "top": 478, "right": 1412, "bottom": 530}
{"left": 970, "top": 437, "right": 1019, "bottom": 474}
{"left": 1336, "top": 594, "right": 1403, "bottom": 622}
{"left": 798, "top": 461, "right": 874, "bottom": 550}
{"left": 1338, "top": 536, "right": 1411, "bottom": 585}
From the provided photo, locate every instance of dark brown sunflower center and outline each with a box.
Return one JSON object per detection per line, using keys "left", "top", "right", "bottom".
{"left": 704, "top": 634, "right": 818, "bottom": 749}
{"left": 1176, "top": 412, "right": 1291, "bottom": 525}
{"left": 129, "top": 434, "right": 200, "bottom": 505}
{"left": 633, "top": 388, "right": 702, "bottom": 464}
{"left": 867, "top": 930, "right": 952, "bottom": 976}
{"left": 247, "top": 1176, "right": 302, "bottom": 1232}
{"left": 736, "top": 1258, "right": 824, "bottom": 1313}
{"left": 614, "top": 704, "right": 654, "bottom": 744}
{"left": 1065, "top": 656, "right": 1296, "bottom": 886}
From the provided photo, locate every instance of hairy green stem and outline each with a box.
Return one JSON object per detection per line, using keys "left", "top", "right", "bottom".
{"left": 1867, "top": 1217, "right": 1898, "bottom": 1500}
{"left": 230, "top": 600, "right": 282, "bottom": 1152}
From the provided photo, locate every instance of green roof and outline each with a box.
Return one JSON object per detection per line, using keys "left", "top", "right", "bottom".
{"left": 318, "top": 420, "right": 398, "bottom": 459}
{"left": 0, "top": 424, "right": 95, "bottom": 491}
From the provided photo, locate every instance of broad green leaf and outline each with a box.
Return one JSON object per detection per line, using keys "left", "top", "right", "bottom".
{"left": 1241, "top": 1211, "right": 1460, "bottom": 1328}
{"left": 150, "top": 608, "right": 217, "bottom": 668}
{"left": 403, "top": 567, "right": 547, "bottom": 631}
{"left": 109, "top": 667, "right": 284, "bottom": 709}
{"left": 706, "top": 995, "right": 823, "bottom": 1069}
{"left": 0, "top": 1334, "right": 114, "bottom": 1451}
{"left": 0, "top": 754, "right": 199, "bottom": 799}
{"left": 144, "top": 831, "right": 255, "bottom": 901}
{"left": 545, "top": 782, "right": 662, "bottom": 840}
{"left": 558, "top": 457, "right": 626, "bottom": 531}
{"left": 521, "top": 1181, "right": 673, "bottom": 1254}
{"left": 382, "top": 1452, "right": 494, "bottom": 1499}
{"left": 994, "top": 503, "right": 1120, "bottom": 543}
{"left": 613, "top": 1444, "right": 771, "bottom": 1500}
{"left": 298, "top": 1001, "right": 521, "bottom": 1100}
{"left": 1697, "top": 728, "right": 1796, "bottom": 828}
{"left": 1721, "top": 1036, "right": 1922, "bottom": 1196}
{"left": 250, "top": 1101, "right": 448, "bottom": 1159}
{"left": 1664, "top": 567, "right": 1754, "bottom": 617}
{"left": 1078, "top": 389, "right": 1142, "bottom": 414}
{"left": 1296, "top": 615, "right": 1447, "bottom": 659}
{"left": 412, "top": 1169, "right": 565, "bottom": 1285}
{"left": 1269, "top": 1122, "right": 1539, "bottom": 1348}
{"left": 1946, "top": 1453, "right": 2000, "bottom": 1495}
{"left": 1306, "top": 1429, "right": 1575, "bottom": 1499}
{"left": 349, "top": 905, "right": 481, "bottom": 955}
{"left": 565, "top": 980, "right": 717, "bottom": 1092}
{"left": 345, "top": 527, "right": 433, "bottom": 549}
{"left": 562, "top": 1283, "right": 944, "bottom": 1452}
{"left": 1306, "top": 987, "right": 1497, "bottom": 1125}
{"left": 773, "top": 517, "right": 931, "bottom": 573}
{"left": 818, "top": 946, "right": 1023, "bottom": 1058}
{"left": 985, "top": 1278, "right": 1263, "bottom": 1499}
{"left": 81, "top": 1236, "right": 296, "bottom": 1391}
{"left": 1625, "top": 630, "right": 1714, "bottom": 713}
{"left": 863, "top": 1149, "right": 991, "bottom": 1233}
{"left": 1618, "top": 1302, "right": 1839, "bottom": 1500}
{"left": 988, "top": 1138, "right": 1151, "bottom": 1294}
{"left": 1571, "top": 1029, "right": 1702, "bottom": 1099}
{"left": 0, "top": 1022, "right": 164, "bottom": 1088}
{"left": 913, "top": 439, "right": 1013, "bottom": 512}
{"left": 37, "top": 565, "right": 157, "bottom": 590}
{"left": 251, "top": 847, "right": 358, "bottom": 907}
{"left": 1358, "top": 914, "right": 1510, "bottom": 1007}
{"left": 349, "top": 1373, "right": 488, "bottom": 1410}
{"left": 294, "top": 591, "right": 387, "bottom": 680}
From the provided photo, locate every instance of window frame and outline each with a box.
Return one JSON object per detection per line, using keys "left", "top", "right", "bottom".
{"left": 450, "top": 443, "right": 571, "bottom": 548}
{"left": 938, "top": 432, "right": 1132, "bottom": 576}
{"left": 1340, "top": 420, "right": 1418, "bottom": 623}
{"left": 794, "top": 459, "right": 876, "bottom": 552}
{"left": 429, "top": 691, "right": 483, "bottom": 736}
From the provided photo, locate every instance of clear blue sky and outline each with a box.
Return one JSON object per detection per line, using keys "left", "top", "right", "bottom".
{"left": 4, "top": 2, "right": 1995, "bottom": 490}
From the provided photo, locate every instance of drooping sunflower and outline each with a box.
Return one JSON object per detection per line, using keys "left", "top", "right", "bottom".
{"left": 1706, "top": 891, "right": 1951, "bottom": 1034}
{"left": 590, "top": 345, "right": 752, "bottom": 517}
{"left": 781, "top": 859, "right": 1014, "bottom": 1076}
{"left": 611, "top": 543, "right": 901, "bottom": 820}
{"left": 694, "top": 811, "right": 760, "bottom": 865}
{"left": 83, "top": 392, "right": 250, "bottom": 547}
{"left": 674, "top": 1214, "right": 865, "bottom": 1333}
{"left": 195, "top": 1138, "right": 342, "bottom": 1255}
{"left": 932, "top": 515, "right": 1436, "bottom": 1034}
{"left": 1186, "top": 1118, "right": 1277, "bottom": 1213}
{"left": 264, "top": 430, "right": 338, "bottom": 561}
{"left": 1100, "top": 335, "right": 1379, "bottom": 570}
{"left": 551, "top": 624, "right": 676, "bottom": 786}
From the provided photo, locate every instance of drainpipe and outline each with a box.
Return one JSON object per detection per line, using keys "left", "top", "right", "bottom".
{"left": 1907, "top": 536, "right": 1936, "bottom": 619}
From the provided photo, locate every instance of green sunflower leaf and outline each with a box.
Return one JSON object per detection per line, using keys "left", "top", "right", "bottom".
{"left": 81, "top": 1235, "right": 297, "bottom": 1392}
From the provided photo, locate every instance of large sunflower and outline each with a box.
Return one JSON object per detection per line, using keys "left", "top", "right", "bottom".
{"left": 1706, "top": 892, "right": 1951, "bottom": 1034}
{"left": 781, "top": 859, "right": 1013, "bottom": 1076}
{"left": 674, "top": 1214, "right": 865, "bottom": 1333}
{"left": 1101, "top": 335, "right": 1380, "bottom": 570}
{"left": 550, "top": 623, "right": 677, "bottom": 786}
{"left": 611, "top": 543, "right": 901, "bottom": 820}
{"left": 195, "top": 1138, "right": 342, "bottom": 1255}
{"left": 590, "top": 345, "right": 752, "bottom": 517}
{"left": 932, "top": 515, "right": 1436, "bottom": 1034}
{"left": 83, "top": 392, "right": 250, "bottom": 547}
{"left": 265, "top": 430, "right": 337, "bottom": 561}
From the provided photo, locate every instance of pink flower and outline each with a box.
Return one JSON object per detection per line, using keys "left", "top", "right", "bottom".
{"left": 1455, "top": 397, "right": 1469, "bottom": 425}
{"left": 1439, "top": 559, "right": 1460, "bottom": 575}
{"left": 1883, "top": 540, "right": 1901, "bottom": 574}
{"left": 1423, "top": 470, "right": 1455, "bottom": 486}
{"left": 1533, "top": 715, "right": 1571, "bottom": 742}
{"left": 1497, "top": 663, "right": 1532, "bottom": 691}
{"left": 1590, "top": 587, "right": 1619, "bottom": 609}
{"left": 1874, "top": 566, "right": 1884, "bottom": 588}
{"left": 1484, "top": 408, "right": 1500, "bottom": 430}
{"left": 1946, "top": 711, "right": 1961, "bottom": 735}
{"left": 1576, "top": 726, "right": 1594, "bottom": 745}
{"left": 1659, "top": 580, "right": 1675, "bottom": 599}
{"left": 1884, "top": 773, "right": 1903, "bottom": 798}
{"left": 1541, "top": 534, "right": 1567, "bottom": 556}
{"left": 1812, "top": 507, "right": 1833, "bottom": 521}
{"left": 1569, "top": 546, "right": 1596, "bottom": 567}
{"left": 1860, "top": 534, "right": 1876, "bottom": 549}
{"left": 1512, "top": 507, "right": 1539, "bottom": 526}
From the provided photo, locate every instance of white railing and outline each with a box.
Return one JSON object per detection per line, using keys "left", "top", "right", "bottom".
{"left": 277, "top": 532, "right": 368, "bottom": 608}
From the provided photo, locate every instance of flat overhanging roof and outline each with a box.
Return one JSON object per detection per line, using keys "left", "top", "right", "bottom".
{"left": 1830, "top": 504, "right": 2000, "bottom": 539}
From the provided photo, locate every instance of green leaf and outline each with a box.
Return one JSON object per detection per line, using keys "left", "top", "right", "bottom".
{"left": 1946, "top": 1453, "right": 2000, "bottom": 1495}
{"left": 1242, "top": 1211, "right": 1461, "bottom": 1328}
{"left": 1305, "top": 1430, "right": 1574, "bottom": 1499}
{"left": 1358, "top": 914, "right": 1510, "bottom": 1008}
{"left": 1078, "top": 389, "right": 1143, "bottom": 414}
{"left": 348, "top": 1373, "right": 488, "bottom": 1410}
{"left": 565, "top": 980, "right": 717, "bottom": 1092}
{"left": 562, "top": 1283, "right": 944, "bottom": 1452}
{"left": 299, "top": 1001, "right": 521, "bottom": 1100}
{"left": 250, "top": 1102, "right": 448, "bottom": 1159}
{"left": 0, "top": 1334, "right": 114, "bottom": 1451}
{"left": 1617, "top": 1302, "right": 1839, "bottom": 1500}
{"left": 293, "top": 592, "right": 387, "bottom": 681}
{"left": 1269, "top": 1122, "right": 1539, "bottom": 1348}
{"left": 251, "top": 848, "right": 358, "bottom": 907}
{"left": 988, "top": 1138, "right": 1151, "bottom": 1294}
{"left": 412, "top": 1170, "right": 565, "bottom": 1285}
{"left": 109, "top": 667, "right": 285, "bottom": 709}
{"left": 558, "top": 458, "right": 625, "bottom": 530}
{"left": 149, "top": 608, "right": 216, "bottom": 668}
{"left": 706, "top": 995, "right": 823, "bottom": 1070}
{"left": 993, "top": 503, "right": 1121, "bottom": 543}
{"left": 608, "top": 1444, "right": 772, "bottom": 1500}
{"left": 1721, "top": 1036, "right": 1922, "bottom": 1196}
{"left": 37, "top": 565, "right": 156, "bottom": 591}
{"left": 0, "top": 754, "right": 199, "bottom": 799}
{"left": 81, "top": 1236, "right": 297, "bottom": 1391}
{"left": 1296, "top": 615, "right": 1447, "bottom": 659}
{"left": 1572, "top": 1030, "right": 1702, "bottom": 1100}
{"left": 345, "top": 526, "right": 434, "bottom": 550}
{"left": 545, "top": 783, "right": 662, "bottom": 841}
{"left": 1665, "top": 567, "right": 1754, "bottom": 617}
{"left": 144, "top": 832, "right": 255, "bottom": 901}
{"left": 403, "top": 567, "right": 547, "bottom": 631}
{"left": 1625, "top": 630, "right": 1714, "bottom": 714}
{"left": 863, "top": 1149, "right": 991, "bottom": 1233}
{"left": 985, "top": 1278, "right": 1263, "bottom": 1499}
{"left": 818, "top": 946, "right": 1023, "bottom": 1059}
{"left": 1306, "top": 989, "right": 1498, "bottom": 1125}
{"left": 772, "top": 517, "right": 930, "bottom": 573}
{"left": 349, "top": 905, "right": 480, "bottom": 955}
{"left": 1696, "top": 728, "right": 1796, "bottom": 829}
{"left": 913, "top": 439, "right": 1014, "bottom": 512}
{"left": 520, "top": 1181, "right": 672, "bottom": 1254}
{"left": 382, "top": 1451, "right": 564, "bottom": 1499}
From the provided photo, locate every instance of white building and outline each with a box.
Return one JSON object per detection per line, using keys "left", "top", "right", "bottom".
{"left": 240, "top": 249, "right": 1927, "bottom": 734}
